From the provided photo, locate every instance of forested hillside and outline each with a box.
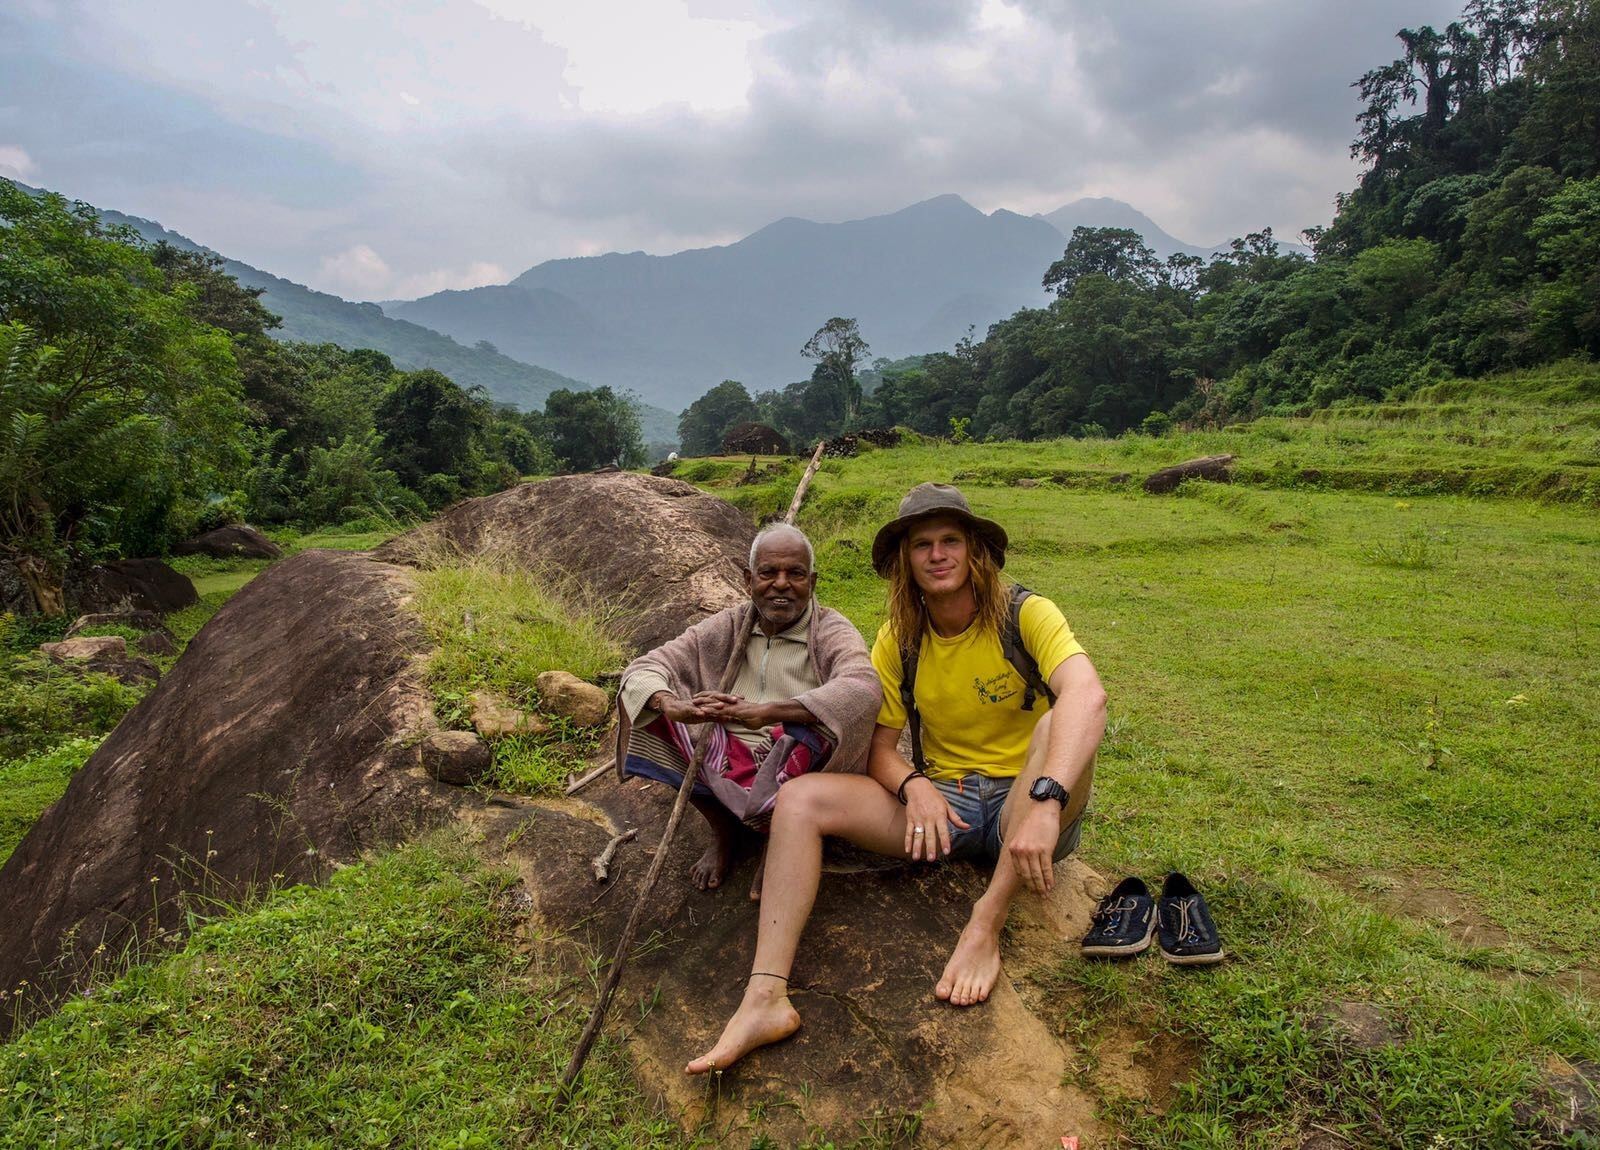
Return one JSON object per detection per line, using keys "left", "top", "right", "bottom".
{"left": 0, "top": 182, "right": 648, "bottom": 614}
{"left": 678, "top": 0, "right": 1600, "bottom": 452}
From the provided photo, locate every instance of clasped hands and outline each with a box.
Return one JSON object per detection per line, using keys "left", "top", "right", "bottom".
{"left": 657, "top": 691, "right": 774, "bottom": 731}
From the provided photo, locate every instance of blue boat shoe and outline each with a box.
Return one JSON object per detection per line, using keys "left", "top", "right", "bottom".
{"left": 1157, "top": 872, "right": 1225, "bottom": 966}
{"left": 1081, "top": 876, "right": 1157, "bottom": 958}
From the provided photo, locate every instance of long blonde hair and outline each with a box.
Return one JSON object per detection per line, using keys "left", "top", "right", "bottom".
{"left": 885, "top": 518, "right": 1009, "bottom": 657}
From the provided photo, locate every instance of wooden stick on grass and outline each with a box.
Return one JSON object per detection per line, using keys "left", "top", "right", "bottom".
{"left": 785, "top": 439, "right": 827, "bottom": 525}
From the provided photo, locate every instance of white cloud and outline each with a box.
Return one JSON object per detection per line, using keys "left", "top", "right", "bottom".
{"left": 0, "top": 145, "right": 37, "bottom": 180}
{"left": 484, "top": 0, "right": 767, "bottom": 113}
{"left": 393, "top": 261, "right": 511, "bottom": 299}
{"left": 312, "top": 245, "right": 512, "bottom": 301}
{"left": 317, "top": 244, "right": 392, "bottom": 299}
{"left": 7, "top": 0, "right": 1466, "bottom": 290}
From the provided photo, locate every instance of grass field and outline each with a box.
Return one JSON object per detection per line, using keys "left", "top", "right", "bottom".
{"left": 4, "top": 366, "right": 1598, "bottom": 1146}
{"left": 0, "top": 836, "right": 686, "bottom": 1148}
{"left": 673, "top": 371, "right": 1600, "bottom": 1145}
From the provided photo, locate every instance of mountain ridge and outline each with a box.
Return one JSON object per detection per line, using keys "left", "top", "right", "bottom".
{"left": 392, "top": 192, "right": 1292, "bottom": 408}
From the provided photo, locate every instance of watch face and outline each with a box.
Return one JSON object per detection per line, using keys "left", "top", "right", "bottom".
{"left": 1030, "top": 778, "right": 1067, "bottom": 803}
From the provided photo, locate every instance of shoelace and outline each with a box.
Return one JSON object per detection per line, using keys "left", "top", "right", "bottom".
{"left": 1091, "top": 897, "right": 1139, "bottom": 933}
{"left": 1173, "top": 897, "right": 1202, "bottom": 944}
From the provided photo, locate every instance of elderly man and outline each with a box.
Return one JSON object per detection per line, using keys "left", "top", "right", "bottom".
{"left": 614, "top": 522, "right": 882, "bottom": 892}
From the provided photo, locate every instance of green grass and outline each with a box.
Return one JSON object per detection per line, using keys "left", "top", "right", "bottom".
{"left": 0, "top": 737, "right": 100, "bottom": 866}
{"left": 656, "top": 374, "right": 1600, "bottom": 1145}
{"left": 654, "top": 366, "right": 1599, "bottom": 507}
{"left": 0, "top": 835, "right": 690, "bottom": 1148}
{"left": 411, "top": 548, "right": 626, "bottom": 794}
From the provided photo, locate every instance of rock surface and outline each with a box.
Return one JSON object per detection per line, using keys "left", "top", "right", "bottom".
{"left": 69, "top": 558, "right": 198, "bottom": 615}
{"left": 64, "top": 610, "right": 175, "bottom": 642}
{"left": 474, "top": 780, "right": 1115, "bottom": 1149}
{"left": 421, "top": 730, "right": 494, "bottom": 786}
{"left": 536, "top": 670, "right": 610, "bottom": 727}
{"left": 173, "top": 523, "right": 284, "bottom": 560}
{"left": 42, "top": 635, "right": 127, "bottom": 661}
{"left": 1142, "top": 453, "right": 1236, "bottom": 495}
{"left": 0, "top": 549, "right": 458, "bottom": 1032}
{"left": 136, "top": 631, "right": 179, "bottom": 656}
{"left": 469, "top": 690, "right": 547, "bottom": 738}
{"left": 378, "top": 471, "right": 754, "bottom": 653}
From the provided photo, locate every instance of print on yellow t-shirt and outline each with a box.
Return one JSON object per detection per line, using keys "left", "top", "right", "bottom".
{"left": 871, "top": 593, "right": 1085, "bottom": 780}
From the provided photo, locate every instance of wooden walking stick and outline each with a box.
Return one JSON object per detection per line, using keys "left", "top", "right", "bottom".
{"left": 558, "top": 450, "right": 823, "bottom": 1096}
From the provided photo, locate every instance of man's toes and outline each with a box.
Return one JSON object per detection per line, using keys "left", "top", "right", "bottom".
{"left": 934, "top": 977, "right": 953, "bottom": 1001}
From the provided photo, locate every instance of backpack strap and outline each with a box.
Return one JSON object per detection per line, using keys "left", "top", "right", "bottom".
{"left": 899, "top": 638, "right": 928, "bottom": 773}
{"left": 900, "top": 585, "right": 1055, "bottom": 771}
{"left": 1003, "top": 584, "right": 1057, "bottom": 712}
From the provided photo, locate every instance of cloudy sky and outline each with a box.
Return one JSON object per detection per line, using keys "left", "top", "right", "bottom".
{"left": 1, "top": 0, "right": 1462, "bottom": 301}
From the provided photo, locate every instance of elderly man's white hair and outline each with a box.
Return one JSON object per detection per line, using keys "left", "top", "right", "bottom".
{"left": 748, "top": 522, "right": 815, "bottom": 572}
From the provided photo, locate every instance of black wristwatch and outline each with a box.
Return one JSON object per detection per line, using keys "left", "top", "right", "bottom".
{"left": 1029, "top": 777, "right": 1069, "bottom": 808}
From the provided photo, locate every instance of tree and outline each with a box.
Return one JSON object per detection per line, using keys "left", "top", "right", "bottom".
{"left": 678, "top": 380, "right": 757, "bottom": 455}
{"left": 801, "top": 318, "right": 870, "bottom": 426}
{"left": 543, "top": 386, "right": 645, "bottom": 471}
{"left": 0, "top": 185, "right": 247, "bottom": 612}
{"left": 373, "top": 368, "right": 485, "bottom": 501}
{"left": 1042, "top": 227, "right": 1163, "bottom": 298}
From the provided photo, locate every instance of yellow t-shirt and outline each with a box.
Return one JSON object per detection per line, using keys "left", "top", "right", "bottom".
{"left": 871, "top": 594, "right": 1085, "bottom": 780}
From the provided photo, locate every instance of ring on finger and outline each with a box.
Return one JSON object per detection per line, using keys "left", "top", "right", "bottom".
{"left": 912, "top": 826, "right": 925, "bottom": 834}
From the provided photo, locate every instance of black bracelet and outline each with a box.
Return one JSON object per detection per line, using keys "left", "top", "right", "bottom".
{"left": 896, "top": 769, "right": 928, "bottom": 804}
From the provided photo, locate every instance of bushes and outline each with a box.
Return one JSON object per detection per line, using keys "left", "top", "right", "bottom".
{"left": 0, "top": 655, "right": 145, "bottom": 760}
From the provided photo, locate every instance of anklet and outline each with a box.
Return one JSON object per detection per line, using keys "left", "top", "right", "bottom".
{"left": 748, "top": 971, "right": 788, "bottom": 982}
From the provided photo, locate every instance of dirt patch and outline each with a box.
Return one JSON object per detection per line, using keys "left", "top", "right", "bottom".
{"left": 1341, "top": 869, "right": 1510, "bottom": 949}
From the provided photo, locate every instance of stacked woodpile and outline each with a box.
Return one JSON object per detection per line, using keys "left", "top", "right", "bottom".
{"left": 819, "top": 427, "right": 901, "bottom": 458}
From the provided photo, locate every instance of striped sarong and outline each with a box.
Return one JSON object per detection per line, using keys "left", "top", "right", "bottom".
{"left": 622, "top": 716, "right": 832, "bottom": 830}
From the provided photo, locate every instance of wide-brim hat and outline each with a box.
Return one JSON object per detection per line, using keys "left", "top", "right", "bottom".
{"left": 871, "top": 482, "right": 1008, "bottom": 576}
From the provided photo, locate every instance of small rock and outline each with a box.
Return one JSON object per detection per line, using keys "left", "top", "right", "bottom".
{"left": 1014, "top": 477, "right": 1040, "bottom": 488}
{"left": 136, "top": 631, "right": 178, "bottom": 657}
{"left": 42, "top": 636, "right": 128, "bottom": 661}
{"left": 1513, "top": 1056, "right": 1600, "bottom": 1137}
{"left": 69, "top": 558, "right": 197, "bottom": 614}
{"left": 1313, "top": 1001, "right": 1401, "bottom": 1052}
{"left": 536, "top": 670, "right": 611, "bottom": 728}
{"left": 421, "top": 730, "right": 493, "bottom": 786}
{"left": 103, "top": 657, "right": 160, "bottom": 686}
{"left": 40, "top": 637, "right": 158, "bottom": 685}
{"left": 470, "top": 690, "right": 548, "bottom": 738}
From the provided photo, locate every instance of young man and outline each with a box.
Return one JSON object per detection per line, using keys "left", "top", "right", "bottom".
{"left": 686, "top": 484, "right": 1106, "bottom": 1074}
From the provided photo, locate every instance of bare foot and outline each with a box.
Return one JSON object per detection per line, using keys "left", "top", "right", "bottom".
{"left": 748, "top": 844, "right": 768, "bottom": 902}
{"left": 935, "top": 919, "right": 1002, "bottom": 1007}
{"left": 689, "top": 838, "right": 735, "bottom": 890}
{"left": 685, "top": 981, "right": 800, "bottom": 1074}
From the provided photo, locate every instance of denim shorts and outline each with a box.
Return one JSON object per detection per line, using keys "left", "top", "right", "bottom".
{"left": 931, "top": 773, "right": 1084, "bottom": 863}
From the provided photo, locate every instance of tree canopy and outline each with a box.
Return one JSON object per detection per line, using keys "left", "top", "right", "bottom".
{"left": 681, "top": 0, "right": 1600, "bottom": 447}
